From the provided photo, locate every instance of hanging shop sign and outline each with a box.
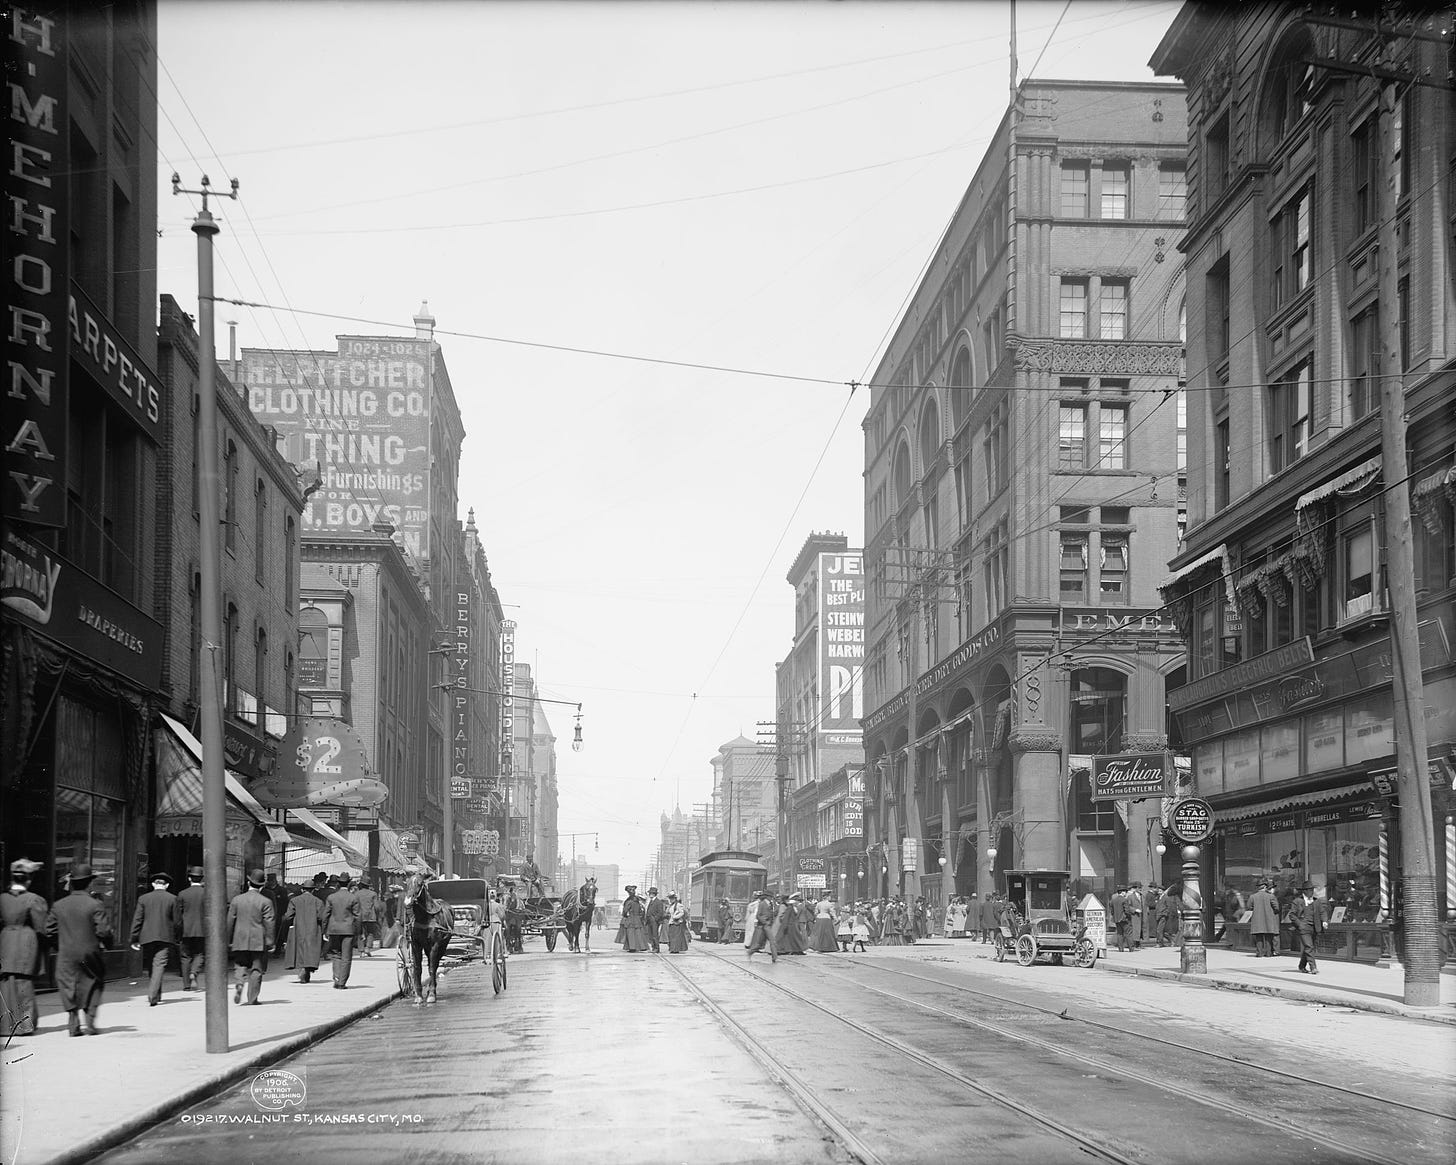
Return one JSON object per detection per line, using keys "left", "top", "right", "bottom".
{"left": 451, "top": 776, "right": 471, "bottom": 800}
{"left": 498, "top": 620, "right": 515, "bottom": 787}
{"left": 258, "top": 717, "right": 389, "bottom": 808}
{"left": 462, "top": 829, "right": 497, "bottom": 857}
{"left": 796, "top": 856, "right": 827, "bottom": 891}
{"left": 902, "top": 837, "right": 919, "bottom": 872}
{"left": 450, "top": 570, "right": 472, "bottom": 789}
{"left": 1091, "top": 752, "right": 1172, "bottom": 801}
{"left": 1169, "top": 797, "right": 1215, "bottom": 843}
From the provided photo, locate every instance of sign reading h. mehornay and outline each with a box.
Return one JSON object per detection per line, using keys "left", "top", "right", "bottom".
{"left": 240, "top": 337, "right": 432, "bottom": 559}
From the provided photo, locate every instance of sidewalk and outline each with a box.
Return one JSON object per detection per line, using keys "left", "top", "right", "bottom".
{"left": 899, "top": 933, "right": 1456, "bottom": 1025}
{"left": 0, "top": 946, "right": 441, "bottom": 1165}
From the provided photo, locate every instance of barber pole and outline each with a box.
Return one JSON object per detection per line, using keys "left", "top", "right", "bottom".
{"left": 1378, "top": 828, "right": 1389, "bottom": 915}
{"left": 1446, "top": 816, "right": 1455, "bottom": 921}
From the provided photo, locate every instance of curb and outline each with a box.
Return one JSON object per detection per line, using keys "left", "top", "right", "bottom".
{"left": 32, "top": 956, "right": 483, "bottom": 1165}
{"left": 1094, "top": 960, "right": 1456, "bottom": 1026}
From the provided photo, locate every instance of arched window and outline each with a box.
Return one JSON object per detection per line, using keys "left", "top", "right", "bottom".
{"left": 1259, "top": 28, "right": 1316, "bottom": 151}
{"left": 892, "top": 440, "right": 913, "bottom": 509}
{"left": 950, "top": 347, "right": 972, "bottom": 428}
{"left": 918, "top": 397, "right": 940, "bottom": 468}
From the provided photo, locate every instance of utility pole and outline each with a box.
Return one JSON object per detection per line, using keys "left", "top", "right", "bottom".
{"left": 1376, "top": 79, "right": 1439, "bottom": 1007}
{"left": 174, "top": 173, "right": 238, "bottom": 1054}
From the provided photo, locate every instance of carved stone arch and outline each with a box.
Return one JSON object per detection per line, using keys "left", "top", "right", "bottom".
{"left": 892, "top": 437, "right": 914, "bottom": 510}
{"left": 917, "top": 393, "right": 941, "bottom": 475}
{"left": 1254, "top": 18, "right": 1318, "bottom": 160}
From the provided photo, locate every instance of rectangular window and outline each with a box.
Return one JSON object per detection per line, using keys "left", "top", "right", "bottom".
{"left": 1352, "top": 119, "right": 1377, "bottom": 235}
{"left": 1272, "top": 187, "right": 1312, "bottom": 308}
{"left": 1215, "top": 419, "right": 1231, "bottom": 510}
{"left": 285, "top": 516, "right": 296, "bottom": 608}
{"left": 1343, "top": 526, "right": 1376, "bottom": 621}
{"left": 1415, "top": 494, "right": 1454, "bottom": 592}
{"left": 1176, "top": 389, "right": 1188, "bottom": 471}
{"left": 254, "top": 482, "right": 267, "bottom": 583}
{"left": 1206, "top": 112, "right": 1231, "bottom": 199}
{"left": 1058, "top": 403, "right": 1087, "bottom": 468}
{"left": 953, "top": 457, "right": 971, "bottom": 531}
{"left": 1101, "top": 163, "right": 1130, "bottom": 219}
{"left": 1098, "top": 404, "right": 1128, "bottom": 469}
{"left": 1398, "top": 276, "right": 1411, "bottom": 372}
{"left": 1059, "top": 279, "right": 1088, "bottom": 338}
{"left": 1100, "top": 280, "right": 1128, "bottom": 340}
{"left": 223, "top": 441, "right": 238, "bottom": 553}
{"left": 1270, "top": 360, "right": 1311, "bottom": 473}
{"left": 983, "top": 400, "right": 1008, "bottom": 497}
{"left": 1060, "top": 534, "right": 1088, "bottom": 598}
{"left": 1061, "top": 162, "right": 1089, "bottom": 217}
{"left": 1100, "top": 535, "right": 1128, "bottom": 599}
{"left": 1350, "top": 306, "right": 1380, "bottom": 421}
{"left": 1194, "top": 601, "right": 1217, "bottom": 677}
{"left": 1207, "top": 255, "right": 1231, "bottom": 371}
{"left": 1158, "top": 163, "right": 1187, "bottom": 219}
{"left": 984, "top": 521, "right": 1008, "bottom": 618}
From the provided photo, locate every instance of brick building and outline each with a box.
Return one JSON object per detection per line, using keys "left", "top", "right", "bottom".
{"left": 861, "top": 79, "right": 1189, "bottom": 912}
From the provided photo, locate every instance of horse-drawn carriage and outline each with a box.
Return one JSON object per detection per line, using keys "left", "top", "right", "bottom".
{"left": 500, "top": 878, "right": 598, "bottom": 954}
{"left": 993, "top": 869, "right": 1098, "bottom": 969}
{"left": 397, "top": 873, "right": 509, "bottom": 1001}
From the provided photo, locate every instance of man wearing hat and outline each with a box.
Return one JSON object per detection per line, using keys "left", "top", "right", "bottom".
{"left": 745, "top": 890, "right": 778, "bottom": 963}
{"left": 644, "top": 887, "right": 665, "bottom": 954}
{"left": 354, "top": 875, "right": 381, "bottom": 956}
{"left": 1248, "top": 880, "right": 1280, "bottom": 958}
{"left": 45, "top": 862, "right": 113, "bottom": 1035}
{"left": 322, "top": 874, "right": 361, "bottom": 988}
{"left": 283, "top": 873, "right": 327, "bottom": 982}
{"left": 177, "top": 866, "right": 208, "bottom": 989}
{"left": 130, "top": 870, "right": 182, "bottom": 1006}
{"left": 715, "top": 896, "right": 734, "bottom": 944}
{"left": 227, "top": 869, "right": 276, "bottom": 1004}
{"left": 2, "top": 858, "right": 48, "bottom": 1037}
{"left": 1288, "top": 881, "right": 1326, "bottom": 974}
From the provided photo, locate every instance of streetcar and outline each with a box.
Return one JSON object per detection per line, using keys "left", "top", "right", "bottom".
{"left": 688, "top": 850, "right": 768, "bottom": 942}
{"left": 993, "top": 868, "right": 1097, "bottom": 968}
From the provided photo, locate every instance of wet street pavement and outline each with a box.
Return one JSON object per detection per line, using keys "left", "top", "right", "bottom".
{"left": 93, "top": 941, "right": 1455, "bottom": 1165}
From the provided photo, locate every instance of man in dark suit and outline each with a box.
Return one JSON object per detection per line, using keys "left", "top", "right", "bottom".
{"left": 227, "top": 868, "right": 276, "bottom": 1004}
{"left": 45, "top": 862, "right": 113, "bottom": 1036}
{"left": 177, "top": 866, "right": 207, "bottom": 989}
{"left": 354, "top": 876, "right": 381, "bottom": 956}
{"left": 130, "top": 872, "right": 181, "bottom": 1006}
{"left": 283, "top": 874, "right": 327, "bottom": 982}
{"left": 644, "top": 887, "right": 665, "bottom": 954}
{"left": 745, "top": 891, "right": 778, "bottom": 963}
{"left": 322, "top": 875, "right": 361, "bottom": 988}
{"left": 1288, "top": 882, "right": 1326, "bottom": 974}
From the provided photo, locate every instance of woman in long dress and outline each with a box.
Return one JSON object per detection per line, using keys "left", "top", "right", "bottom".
{"left": 666, "top": 894, "right": 690, "bottom": 953}
{"left": 775, "top": 895, "right": 807, "bottom": 954}
{"left": 809, "top": 894, "right": 839, "bottom": 953}
{"left": 616, "top": 886, "right": 651, "bottom": 952}
{"left": 882, "top": 899, "right": 905, "bottom": 946}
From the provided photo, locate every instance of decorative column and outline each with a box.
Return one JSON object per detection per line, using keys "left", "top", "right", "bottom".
{"left": 1010, "top": 651, "right": 1063, "bottom": 871}
{"left": 1180, "top": 842, "right": 1207, "bottom": 974}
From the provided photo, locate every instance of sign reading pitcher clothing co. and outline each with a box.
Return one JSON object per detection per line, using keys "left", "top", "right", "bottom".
{"left": 1091, "top": 752, "right": 1172, "bottom": 801}
{"left": 240, "top": 338, "right": 432, "bottom": 559}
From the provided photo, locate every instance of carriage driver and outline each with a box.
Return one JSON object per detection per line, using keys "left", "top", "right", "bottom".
{"left": 519, "top": 853, "right": 544, "bottom": 900}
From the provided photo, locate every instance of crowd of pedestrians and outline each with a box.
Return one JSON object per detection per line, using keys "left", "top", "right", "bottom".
{"left": 0, "top": 856, "right": 399, "bottom": 1039}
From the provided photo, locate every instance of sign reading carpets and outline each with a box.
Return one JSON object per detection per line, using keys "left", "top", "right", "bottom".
{"left": 239, "top": 336, "right": 432, "bottom": 559}
{"left": 6, "top": 8, "right": 70, "bottom": 527}
{"left": 497, "top": 620, "right": 516, "bottom": 792}
{"left": 818, "top": 552, "right": 864, "bottom": 747}
{"left": 451, "top": 573, "right": 472, "bottom": 798}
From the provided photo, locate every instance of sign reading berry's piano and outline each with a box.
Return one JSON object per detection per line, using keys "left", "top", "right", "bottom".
{"left": 1090, "top": 752, "right": 1172, "bottom": 801}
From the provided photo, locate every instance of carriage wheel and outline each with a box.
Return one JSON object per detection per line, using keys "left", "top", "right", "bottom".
{"left": 993, "top": 933, "right": 1007, "bottom": 963}
{"left": 491, "top": 932, "right": 507, "bottom": 995}
{"left": 544, "top": 928, "right": 557, "bottom": 953}
{"left": 1073, "top": 936, "right": 1098, "bottom": 969}
{"left": 396, "top": 938, "right": 416, "bottom": 998}
{"left": 1015, "top": 935, "right": 1037, "bottom": 966}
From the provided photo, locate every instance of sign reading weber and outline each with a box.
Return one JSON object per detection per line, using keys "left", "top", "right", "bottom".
{"left": 1091, "top": 752, "right": 1172, "bottom": 801}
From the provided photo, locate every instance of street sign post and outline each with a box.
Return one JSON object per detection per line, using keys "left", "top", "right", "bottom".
{"left": 1169, "top": 797, "right": 1214, "bottom": 973}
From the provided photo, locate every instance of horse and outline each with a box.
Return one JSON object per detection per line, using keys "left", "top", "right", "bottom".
{"left": 402, "top": 870, "right": 454, "bottom": 1004}
{"left": 560, "top": 878, "right": 598, "bottom": 953}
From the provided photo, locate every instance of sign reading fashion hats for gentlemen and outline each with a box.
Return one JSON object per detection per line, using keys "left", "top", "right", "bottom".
{"left": 1091, "top": 752, "right": 1172, "bottom": 801}
{"left": 1170, "top": 797, "right": 1215, "bottom": 844}
{"left": 253, "top": 718, "right": 389, "bottom": 809}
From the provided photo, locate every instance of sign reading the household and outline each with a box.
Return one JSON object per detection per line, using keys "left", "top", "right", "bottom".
{"left": 240, "top": 337, "right": 432, "bottom": 559}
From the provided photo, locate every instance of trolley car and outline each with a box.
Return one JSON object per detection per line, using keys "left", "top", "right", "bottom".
{"left": 688, "top": 850, "right": 768, "bottom": 942}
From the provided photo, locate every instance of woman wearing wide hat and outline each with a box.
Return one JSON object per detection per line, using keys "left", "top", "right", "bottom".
{"left": 615, "top": 885, "right": 650, "bottom": 952}
{"left": 45, "top": 862, "right": 113, "bottom": 1036}
{"left": 1, "top": 858, "right": 48, "bottom": 1037}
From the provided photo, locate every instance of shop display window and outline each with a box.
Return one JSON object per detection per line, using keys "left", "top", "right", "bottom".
{"left": 55, "top": 786, "right": 124, "bottom": 936}
{"left": 1220, "top": 828, "right": 1303, "bottom": 901}
{"left": 1308, "top": 821, "right": 1382, "bottom": 921}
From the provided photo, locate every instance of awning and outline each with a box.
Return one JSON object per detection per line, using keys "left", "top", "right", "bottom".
{"left": 1159, "top": 544, "right": 1227, "bottom": 590}
{"left": 290, "top": 805, "right": 367, "bottom": 865}
{"left": 155, "top": 716, "right": 289, "bottom": 844}
{"left": 1294, "top": 456, "right": 1382, "bottom": 513}
{"left": 1216, "top": 781, "right": 1373, "bottom": 824}
{"left": 942, "top": 707, "right": 976, "bottom": 733}
{"left": 376, "top": 828, "right": 413, "bottom": 872}
{"left": 1411, "top": 460, "right": 1455, "bottom": 501}
{"left": 279, "top": 847, "right": 359, "bottom": 884}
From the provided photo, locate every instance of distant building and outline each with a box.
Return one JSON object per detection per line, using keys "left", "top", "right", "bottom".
{"left": 711, "top": 737, "right": 776, "bottom": 859}
{"left": 861, "top": 79, "right": 1189, "bottom": 912}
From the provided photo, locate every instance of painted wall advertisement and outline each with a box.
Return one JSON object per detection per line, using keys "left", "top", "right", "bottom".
{"left": 818, "top": 553, "right": 864, "bottom": 746}
{"left": 240, "top": 337, "right": 432, "bottom": 559}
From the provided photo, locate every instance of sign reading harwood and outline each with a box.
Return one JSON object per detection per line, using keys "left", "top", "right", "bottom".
{"left": 1091, "top": 752, "right": 1171, "bottom": 801}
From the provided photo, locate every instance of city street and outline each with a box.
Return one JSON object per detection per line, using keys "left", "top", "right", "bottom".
{"left": 90, "top": 939, "right": 1455, "bottom": 1165}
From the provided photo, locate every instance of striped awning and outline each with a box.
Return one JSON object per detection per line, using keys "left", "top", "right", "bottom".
{"left": 1294, "top": 456, "right": 1382, "bottom": 512}
{"left": 1216, "top": 781, "right": 1373, "bottom": 824}
{"left": 154, "top": 717, "right": 288, "bottom": 843}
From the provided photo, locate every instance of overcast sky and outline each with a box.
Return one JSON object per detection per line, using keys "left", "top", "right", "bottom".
{"left": 155, "top": 0, "right": 1183, "bottom": 886}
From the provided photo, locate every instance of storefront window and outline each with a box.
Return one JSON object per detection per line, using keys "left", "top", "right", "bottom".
{"left": 1069, "top": 668, "right": 1126, "bottom": 754}
{"left": 55, "top": 786, "right": 123, "bottom": 933}
{"left": 1309, "top": 822, "right": 1382, "bottom": 920}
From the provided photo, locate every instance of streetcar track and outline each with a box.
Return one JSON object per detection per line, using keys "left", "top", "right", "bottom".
{"left": 798, "top": 958, "right": 1425, "bottom": 1165}
{"left": 663, "top": 950, "right": 1145, "bottom": 1165}
{"left": 839, "top": 956, "right": 1455, "bottom": 1124}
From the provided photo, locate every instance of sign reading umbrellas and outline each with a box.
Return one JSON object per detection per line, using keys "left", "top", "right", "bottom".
{"left": 252, "top": 717, "right": 389, "bottom": 809}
